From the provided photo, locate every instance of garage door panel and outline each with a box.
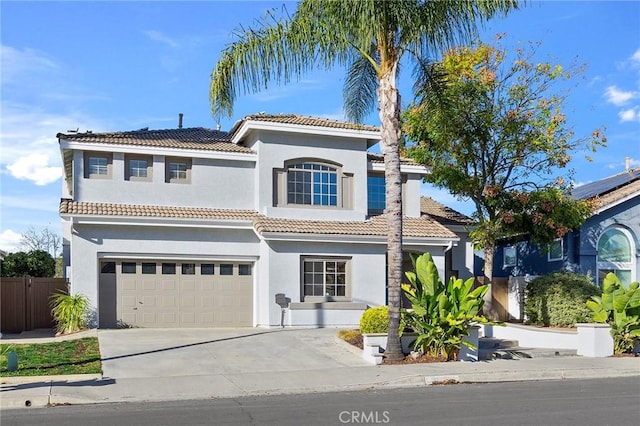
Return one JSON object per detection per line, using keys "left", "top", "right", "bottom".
{"left": 110, "top": 260, "right": 252, "bottom": 328}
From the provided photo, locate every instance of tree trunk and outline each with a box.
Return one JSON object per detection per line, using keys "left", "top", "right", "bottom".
{"left": 378, "top": 70, "right": 404, "bottom": 362}
{"left": 482, "top": 243, "right": 496, "bottom": 320}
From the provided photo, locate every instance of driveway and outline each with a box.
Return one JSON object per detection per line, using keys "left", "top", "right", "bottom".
{"left": 98, "top": 327, "right": 368, "bottom": 379}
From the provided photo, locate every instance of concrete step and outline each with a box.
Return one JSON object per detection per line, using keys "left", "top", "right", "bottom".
{"left": 479, "top": 346, "right": 578, "bottom": 361}
{"left": 478, "top": 337, "right": 519, "bottom": 350}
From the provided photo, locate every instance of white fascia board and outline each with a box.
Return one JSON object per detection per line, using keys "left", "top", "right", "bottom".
{"left": 59, "top": 140, "right": 256, "bottom": 163}
{"left": 65, "top": 214, "right": 254, "bottom": 230}
{"left": 260, "top": 232, "right": 458, "bottom": 246}
{"left": 368, "top": 162, "right": 431, "bottom": 174}
{"left": 593, "top": 191, "right": 640, "bottom": 215}
{"left": 231, "top": 121, "right": 381, "bottom": 145}
{"left": 97, "top": 252, "right": 259, "bottom": 262}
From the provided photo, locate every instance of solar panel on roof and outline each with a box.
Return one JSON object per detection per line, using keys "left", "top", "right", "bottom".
{"left": 572, "top": 169, "right": 640, "bottom": 199}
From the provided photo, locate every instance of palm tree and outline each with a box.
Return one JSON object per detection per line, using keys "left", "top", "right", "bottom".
{"left": 210, "top": 0, "right": 518, "bottom": 361}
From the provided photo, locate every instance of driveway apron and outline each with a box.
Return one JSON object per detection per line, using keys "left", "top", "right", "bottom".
{"left": 98, "top": 328, "right": 367, "bottom": 379}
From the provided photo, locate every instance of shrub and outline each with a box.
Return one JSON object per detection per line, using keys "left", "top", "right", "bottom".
{"left": 586, "top": 273, "right": 640, "bottom": 354}
{"left": 360, "top": 305, "right": 389, "bottom": 334}
{"left": 50, "top": 291, "right": 90, "bottom": 334}
{"left": 524, "top": 272, "right": 599, "bottom": 327}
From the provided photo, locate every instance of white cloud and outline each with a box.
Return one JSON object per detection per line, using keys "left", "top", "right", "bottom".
{"left": 0, "top": 45, "right": 58, "bottom": 84}
{"left": 0, "top": 229, "right": 23, "bottom": 253}
{"left": 6, "top": 153, "right": 62, "bottom": 186}
{"left": 144, "top": 30, "right": 180, "bottom": 48}
{"left": 630, "top": 48, "right": 640, "bottom": 65}
{"left": 604, "top": 85, "right": 637, "bottom": 106}
{"left": 619, "top": 107, "right": 640, "bottom": 122}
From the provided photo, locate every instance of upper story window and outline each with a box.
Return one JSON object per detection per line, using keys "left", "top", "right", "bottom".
{"left": 274, "top": 159, "right": 352, "bottom": 209}
{"left": 287, "top": 163, "right": 337, "bottom": 206}
{"left": 84, "top": 152, "right": 112, "bottom": 179}
{"left": 125, "top": 155, "right": 152, "bottom": 182}
{"left": 367, "top": 175, "right": 386, "bottom": 216}
{"left": 165, "top": 157, "right": 192, "bottom": 184}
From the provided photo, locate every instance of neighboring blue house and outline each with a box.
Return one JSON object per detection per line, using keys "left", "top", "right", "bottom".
{"left": 486, "top": 167, "right": 640, "bottom": 287}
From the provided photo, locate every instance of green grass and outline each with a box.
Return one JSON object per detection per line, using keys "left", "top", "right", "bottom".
{"left": 0, "top": 337, "right": 102, "bottom": 377}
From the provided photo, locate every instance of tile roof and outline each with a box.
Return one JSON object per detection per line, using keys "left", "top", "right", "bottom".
{"left": 57, "top": 127, "right": 254, "bottom": 154}
{"left": 230, "top": 114, "right": 380, "bottom": 135}
{"left": 59, "top": 199, "right": 257, "bottom": 221}
{"left": 420, "top": 197, "right": 473, "bottom": 226}
{"left": 253, "top": 214, "right": 457, "bottom": 239}
{"left": 60, "top": 199, "right": 456, "bottom": 240}
{"left": 367, "top": 153, "right": 420, "bottom": 166}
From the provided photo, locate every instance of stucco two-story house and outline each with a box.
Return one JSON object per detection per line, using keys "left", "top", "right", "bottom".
{"left": 489, "top": 167, "right": 640, "bottom": 287}
{"left": 58, "top": 114, "right": 463, "bottom": 329}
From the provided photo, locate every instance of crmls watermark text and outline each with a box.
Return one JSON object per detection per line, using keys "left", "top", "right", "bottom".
{"left": 338, "top": 410, "right": 390, "bottom": 424}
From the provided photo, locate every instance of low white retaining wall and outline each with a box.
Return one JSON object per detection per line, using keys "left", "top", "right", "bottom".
{"left": 361, "top": 333, "right": 417, "bottom": 365}
{"left": 482, "top": 323, "right": 613, "bottom": 357}
{"left": 575, "top": 323, "right": 614, "bottom": 357}
{"left": 361, "top": 323, "right": 613, "bottom": 364}
{"left": 482, "top": 323, "right": 578, "bottom": 349}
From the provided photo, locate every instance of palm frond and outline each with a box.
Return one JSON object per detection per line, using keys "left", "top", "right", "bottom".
{"left": 343, "top": 49, "right": 379, "bottom": 123}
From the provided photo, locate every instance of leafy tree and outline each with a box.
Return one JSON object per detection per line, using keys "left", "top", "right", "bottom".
{"left": 404, "top": 39, "right": 605, "bottom": 317}
{"left": 209, "top": 0, "right": 518, "bottom": 360}
{"left": 1, "top": 250, "right": 56, "bottom": 277}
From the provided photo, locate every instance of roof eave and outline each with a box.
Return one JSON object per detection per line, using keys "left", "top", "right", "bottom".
{"left": 62, "top": 214, "right": 256, "bottom": 230}
{"left": 231, "top": 120, "right": 380, "bottom": 146}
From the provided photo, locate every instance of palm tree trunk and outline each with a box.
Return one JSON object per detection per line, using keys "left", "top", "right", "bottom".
{"left": 378, "top": 70, "right": 404, "bottom": 362}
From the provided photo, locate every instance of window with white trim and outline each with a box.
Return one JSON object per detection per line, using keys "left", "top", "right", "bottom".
{"left": 302, "top": 257, "right": 350, "bottom": 300}
{"left": 548, "top": 238, "right": 563, "bottom": 262}
{"left": 503, "top": 246, "right": 516, "bottom": 268}
{"left": 597, "top": 227, "right": 636, "bottom": 286}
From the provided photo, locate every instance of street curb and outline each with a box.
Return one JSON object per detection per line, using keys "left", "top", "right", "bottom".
{"left": 1, "top": 373, "right": 102, "bottom": 385}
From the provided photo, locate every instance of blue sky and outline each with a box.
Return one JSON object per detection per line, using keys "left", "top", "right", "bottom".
{"left": 1, "top": 1, "right": 639, "bottom": 253}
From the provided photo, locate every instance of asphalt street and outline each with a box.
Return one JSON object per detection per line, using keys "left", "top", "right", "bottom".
{"left": 2, "top": 377, "right": 639, "bottom": 426}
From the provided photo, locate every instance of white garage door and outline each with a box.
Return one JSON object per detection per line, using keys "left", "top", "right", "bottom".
{"left": 100, "top": 260, "right": 253, "bottom": 328}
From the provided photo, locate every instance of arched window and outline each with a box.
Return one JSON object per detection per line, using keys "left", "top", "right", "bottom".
{"left": 273, "top": 159, "right": 352, "bottom": 209}
{"left": 597, "top": 227, "right": 635, "bottom": 286}
{"left": 287, "top": 162, "right": 338, "bottom": 206}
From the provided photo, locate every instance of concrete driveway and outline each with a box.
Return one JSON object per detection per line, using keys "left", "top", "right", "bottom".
{"left": 98, "top": 327, "right": 368, "bottom": 379}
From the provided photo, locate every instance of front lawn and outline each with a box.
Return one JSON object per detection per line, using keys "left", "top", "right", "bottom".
{"left": 0, "top": 337, "right": 102, "bottom": 377}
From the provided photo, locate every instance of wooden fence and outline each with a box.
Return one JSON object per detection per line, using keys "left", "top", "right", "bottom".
{"left": 1, "top": 277, "right": 68, "bottom": 334}
{"left": 475, "top": 276, "right": 510, "bottom": 322}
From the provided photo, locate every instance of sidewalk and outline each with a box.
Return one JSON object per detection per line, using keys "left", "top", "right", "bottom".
{"left": 2, "top": 331, "right": 639, "bottom": 409}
